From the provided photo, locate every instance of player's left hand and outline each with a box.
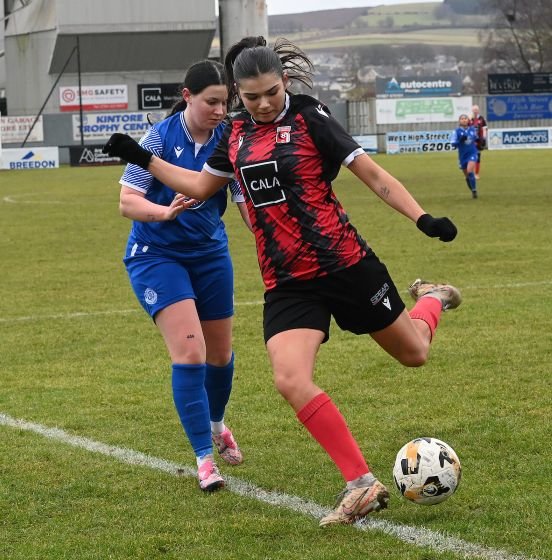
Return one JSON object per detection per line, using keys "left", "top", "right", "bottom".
{"left": 416, "top": 214, "right": 457, "bottom": 242}
{"left": 165, "top": 194, "right": 198, "bottom": 220}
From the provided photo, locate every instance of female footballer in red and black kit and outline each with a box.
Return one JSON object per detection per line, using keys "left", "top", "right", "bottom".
{"left": 469, "top": 105, "right": 488, "bottom": 179}
{"left": 103, "top": 36, "right": 462, "bottom": 527}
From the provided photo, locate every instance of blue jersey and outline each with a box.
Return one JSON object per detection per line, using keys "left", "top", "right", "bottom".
{"left": 120, "top": 111, "right": 244, "bottom": 256}
{"left": 450, "top": 126, "right": 478, "bottom": 162}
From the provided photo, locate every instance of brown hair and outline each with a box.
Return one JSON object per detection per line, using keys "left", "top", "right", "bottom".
{"left": 224, "top": 36, "right": 314, "bottom": 109}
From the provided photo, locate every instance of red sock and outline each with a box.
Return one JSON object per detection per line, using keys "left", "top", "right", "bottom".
{"left": 409, "top": 296, "right": 442, "bottom": 340}
{"left": 297, "top": 392, "right": 369, "bottom": 482}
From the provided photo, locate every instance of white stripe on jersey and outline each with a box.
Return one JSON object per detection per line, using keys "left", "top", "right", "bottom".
{"left": 229, "top": 180, "right": 244, "bottom": 203}
{"left": 343, "top": 147, "right": 366, "bottom": 167}
{"left": 204, "top": 162, "right": 234, "bottom": 179}
{"left": 119, "top": 127, "right": 163, "bottom": 192}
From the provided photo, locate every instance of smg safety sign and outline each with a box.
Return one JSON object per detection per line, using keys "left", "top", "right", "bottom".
{"left": 488, "top": 127, "right": 552, "bottom": 150}
{"left": 386, "top": 130, "right": 454, "bottom": 155}
{"left": 60, "top": 85, "right": 128, "bottom": 112}
{"left": 376, "top": 74, "right": 462, "bottom": 98}
{"left": 137, "top": 83, "right": 181, "bottom": 110}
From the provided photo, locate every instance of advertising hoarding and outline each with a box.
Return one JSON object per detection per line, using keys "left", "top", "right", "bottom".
{"left": 1, "top": 147, "right": 59, "bottom": 170}
{"left": 376, "top": 96, "right": 472, "bottom": 124}
{"left": 488, "top": 73, "right": 552, "bottom": 95}
{"left": 386, "top": 130, "right": 454, "bottom": 154}
{"left": 376, "top": 74, "right": 462, "bottom": 98}
{"left": 487, "top": 127, "right": 552, "bottom": 150}
{"left": 486, "top": 94, "right": 552, "bottom": 121}
{"left": 60, "top": 85, "right": 128, "bottom": 112}
{"left": 1, "top": 115, "right": 44, "bottom": 143}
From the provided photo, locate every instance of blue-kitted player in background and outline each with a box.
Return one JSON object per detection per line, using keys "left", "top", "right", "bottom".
{"left": 450, "top": 114, "right": 479, "bottom": 199}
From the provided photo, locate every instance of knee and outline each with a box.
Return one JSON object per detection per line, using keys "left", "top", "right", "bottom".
{"left": 206, "top": 350, "right": 233, "bottom": 368}
{"left": 273, "top": 374, "right": 294, "bottom": 401}
{"left": 170, "top": 341, "right": 206, "bottom": 364}
{"left": 397, "top": 347, "right": 429, "bottom": 368}
{"left": 273, "top": 369, "right": 305, "bottom": 402}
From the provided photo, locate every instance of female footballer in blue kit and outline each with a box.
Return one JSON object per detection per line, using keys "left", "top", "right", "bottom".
{"left": 118, "top": 60, "right": 251, "bottom": 491}
{"left": 450, "top": 114, "right": 479, "bottom": 198}
{"left": 104, "top": 37, "right": 462, "bottom": 526}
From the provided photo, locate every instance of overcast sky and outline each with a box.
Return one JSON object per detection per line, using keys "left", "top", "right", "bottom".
{"left": 266, "top": 0, "right": 441, "bottom": 16}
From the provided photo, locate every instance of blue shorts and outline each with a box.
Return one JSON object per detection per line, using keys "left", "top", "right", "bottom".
{"left": 459, "top": 153, "right": 478, "bottom": 170}
{"left": 123, "top": 241, "right": 234, "bottom": 321}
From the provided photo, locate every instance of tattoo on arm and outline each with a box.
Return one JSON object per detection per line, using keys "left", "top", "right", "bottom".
{"left": 380, "top": 185, "right": 390, "bottom": 199}
{"left": 147, "top": 213, "right": 156, "bottom": 222}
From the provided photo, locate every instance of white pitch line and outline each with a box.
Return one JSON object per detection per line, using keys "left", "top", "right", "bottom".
{"left": 2, "top": 194, "right": 62, "bottom": 204}
{"left": 1, "top": 279, "right": 550, "bottom": 325}
{"left": 0, "top": 412, "right": 540, "bottom": 560}
{"left": 0, "top": 302, "right": 265, "bottom": 324}
{"left": 0, "top": 309, "right": 141, "bottom": 323}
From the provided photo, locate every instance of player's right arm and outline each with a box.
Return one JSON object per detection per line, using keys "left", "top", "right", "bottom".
{"left": 147, "top": 158, "right": 227, "bottom": 200}
{"left": 104, "top": 132, "right": 228, "bottom": 200}
{"left": 450, "top": 128, "right": 466, "bottom": 149}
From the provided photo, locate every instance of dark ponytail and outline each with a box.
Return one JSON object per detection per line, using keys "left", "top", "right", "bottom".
{"left": 165, "top": 60, "right": 227, "bottom": 118}
{"left": 225, "top": 36, "right": 314, "bottom": 109}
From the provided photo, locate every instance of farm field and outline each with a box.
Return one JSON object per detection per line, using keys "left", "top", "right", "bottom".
{"left": 1, "top": 149, "right": 550, "bottom": 559}
{"left": 293, "top": 27, "right": 483, "bottom": 50}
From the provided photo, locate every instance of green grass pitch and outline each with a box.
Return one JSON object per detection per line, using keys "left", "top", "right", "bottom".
{"left": 1, "top": 149, "right": 550, "bottom": 559}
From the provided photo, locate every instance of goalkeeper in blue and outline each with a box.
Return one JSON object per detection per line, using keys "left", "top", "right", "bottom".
{"left": 450, "top": 114, "right": 479, "bottom": 199}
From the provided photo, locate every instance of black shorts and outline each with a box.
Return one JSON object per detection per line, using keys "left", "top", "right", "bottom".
{"left": 263, "top": 254, "right": 405, "bottom": 344}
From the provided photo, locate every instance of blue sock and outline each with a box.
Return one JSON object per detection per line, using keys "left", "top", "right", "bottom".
{"left": 204, "top": 353, "right": 234, "bottom": 423}
{"left": 468, "top": 172, "right": 477, "bottom": 191}
{"left": 171, "top": 363, "right": 212, "bottom": 458}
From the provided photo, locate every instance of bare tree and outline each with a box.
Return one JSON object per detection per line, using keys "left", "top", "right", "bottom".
{"left": 483, "top": 0, "right": 552, "bottom": 72}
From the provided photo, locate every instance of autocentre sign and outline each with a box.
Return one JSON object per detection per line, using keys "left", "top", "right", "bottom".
{"left": 376, "top": 74, "right": 462, "bottom": 98}
{"left": 59, "top": 85, "right": 128, "bottom": 112}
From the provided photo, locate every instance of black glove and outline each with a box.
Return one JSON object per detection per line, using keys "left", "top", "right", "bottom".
{"left": 102, "top": 133, "right": 152, "bottom": 169}
{"left": 416, "top": 214, "right": 457, "bottom": 242}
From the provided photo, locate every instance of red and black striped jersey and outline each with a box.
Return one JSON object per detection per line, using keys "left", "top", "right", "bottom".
{"left": 469, "top": 115, "right": 487, "bottom": 143}
{"left": 205, "top": 94, "right": 371, "bottom": 291}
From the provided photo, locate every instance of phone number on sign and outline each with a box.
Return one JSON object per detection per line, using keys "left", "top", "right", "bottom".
{"left": 389, "top": 142, "right": 454, "bottom": 154}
